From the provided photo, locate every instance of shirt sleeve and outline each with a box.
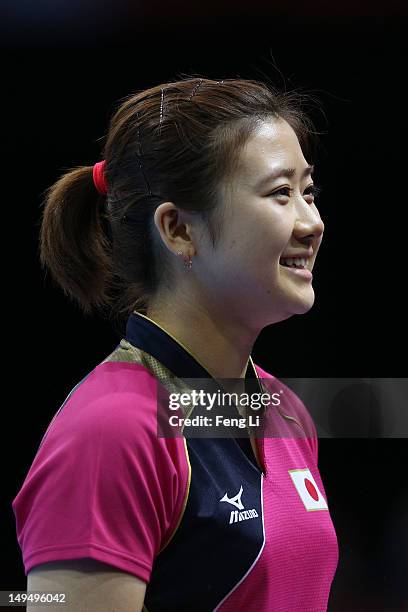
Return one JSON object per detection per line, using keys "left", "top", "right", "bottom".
{"left": 12, "top": 376, "right": 190, "bottom": 583}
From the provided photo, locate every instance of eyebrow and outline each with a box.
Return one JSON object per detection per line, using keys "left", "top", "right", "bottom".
{"left": 256, "top": 164, "right": 315, "bottom": 188}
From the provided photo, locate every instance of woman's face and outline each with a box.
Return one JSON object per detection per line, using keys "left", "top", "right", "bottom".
{"left": 195, "top": 117, "right": 325, "bottom": 330}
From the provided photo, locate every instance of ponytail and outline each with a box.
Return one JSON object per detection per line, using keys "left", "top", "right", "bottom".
{"left": 39, "top": 165, "right": 114, "bottom": 316}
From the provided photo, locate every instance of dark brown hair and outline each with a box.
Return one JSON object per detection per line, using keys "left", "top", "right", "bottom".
{"left": 39, "top": 75, "right": 324, "bottom": 332}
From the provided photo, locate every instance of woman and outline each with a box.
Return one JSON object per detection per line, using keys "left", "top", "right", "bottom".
{"left": 12, "top": 76, "right": 339, "bottom": 611}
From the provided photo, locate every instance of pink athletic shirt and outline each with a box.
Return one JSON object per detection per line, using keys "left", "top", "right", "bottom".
{"left": 12, "top": 311, "right": 339, "bottom": 611}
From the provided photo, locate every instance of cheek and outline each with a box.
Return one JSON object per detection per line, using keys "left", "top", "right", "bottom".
{"left": 212, "top": 210, "right": 292, "bottom": 277}
{"left": 221, "top": 234, "right": 285, "bottom": 279}
{"left": 257, "top": 207, "right": 293, "bottom": 247}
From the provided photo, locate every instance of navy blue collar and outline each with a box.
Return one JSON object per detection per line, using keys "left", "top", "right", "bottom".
{"left": 124, "top": 310, "right": 259, "bottom": 383}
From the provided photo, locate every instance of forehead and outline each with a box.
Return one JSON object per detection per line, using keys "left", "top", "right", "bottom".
{"left": 237, "top": 118, "right": 307, "bottom": 181}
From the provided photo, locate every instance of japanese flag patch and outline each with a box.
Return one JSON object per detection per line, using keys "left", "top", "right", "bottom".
{"left": 288, "top": 468, "right": 328, "bottom": 511}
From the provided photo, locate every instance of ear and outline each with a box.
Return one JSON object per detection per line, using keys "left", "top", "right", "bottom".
{"left": 153, "top": 201, "right": 196, "bottom": 257}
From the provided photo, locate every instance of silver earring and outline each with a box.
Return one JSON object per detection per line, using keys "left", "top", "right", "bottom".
{"left": 177, "top": 250, "right": 193, "bottom": 269}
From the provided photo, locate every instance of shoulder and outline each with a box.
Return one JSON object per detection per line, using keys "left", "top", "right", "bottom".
{"left": 27, "top": 358, "right": 191, "bottom": 494}
{"left": 38, "top": 360, "right": 160, "bottom": 450}
{"left": 12, "top": 360, "right": 190, "bottom": 580}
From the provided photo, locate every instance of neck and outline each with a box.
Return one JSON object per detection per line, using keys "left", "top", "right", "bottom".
{"left": 145, "top": 298, "right": 259, "bottom": 381}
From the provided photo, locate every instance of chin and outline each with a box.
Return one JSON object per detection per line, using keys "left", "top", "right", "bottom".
{"left": 294, "top": 296, "right": 315, "bottom": 314}
{"left": 287, "top": 289, "right": 315, "bottom": 314}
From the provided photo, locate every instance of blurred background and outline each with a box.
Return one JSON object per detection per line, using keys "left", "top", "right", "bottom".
{"left": 2, "top": 0, "right": 408, "bottom": 609}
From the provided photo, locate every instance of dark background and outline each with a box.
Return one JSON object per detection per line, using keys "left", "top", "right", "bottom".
{"left": 2, "top": 1, "right": 408, "bottom": 610}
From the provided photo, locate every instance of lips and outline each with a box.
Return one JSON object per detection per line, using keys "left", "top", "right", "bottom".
{"left": 280, "top": 250, "right": 313, "bottom": 259}
{"left": 279, "top": 263, "right": 313, "bottom": 280}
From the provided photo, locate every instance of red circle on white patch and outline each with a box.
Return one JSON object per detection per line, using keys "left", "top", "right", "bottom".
{"left": 304, "top": 477, "right": 319, "bottom": 501}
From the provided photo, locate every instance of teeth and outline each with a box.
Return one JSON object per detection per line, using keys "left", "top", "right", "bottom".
{"left": 280, "top": 257, "right": 308, "bottom": 268}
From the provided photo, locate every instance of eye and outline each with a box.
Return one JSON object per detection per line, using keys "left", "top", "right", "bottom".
{"left": 269, "top": 183, "right": 323, "bottom": 201}
{"left": 304, "top": 184, "right": 323, "bottom": 200}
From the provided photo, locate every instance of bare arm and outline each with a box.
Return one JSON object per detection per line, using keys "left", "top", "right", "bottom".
{"left": 27, "top": 558, "right": 147, "bottom": 612}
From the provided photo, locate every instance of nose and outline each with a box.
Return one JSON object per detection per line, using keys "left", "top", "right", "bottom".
{"left": 294, "top": 215, "right": 325, "bottom": 243}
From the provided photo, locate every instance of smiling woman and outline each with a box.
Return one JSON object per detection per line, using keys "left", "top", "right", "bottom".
{"left": 12, "top": 75, "right": 338, "bottom": 612}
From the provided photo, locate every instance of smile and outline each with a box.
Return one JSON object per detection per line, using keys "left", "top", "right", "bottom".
{"left": 279, "top": 261, "right": 313, "bottom": 280}
{"left": 279, "top": 256, "right": 309, "bottom": 269}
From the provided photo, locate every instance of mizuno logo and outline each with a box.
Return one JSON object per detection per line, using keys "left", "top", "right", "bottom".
{"left": 220, "top": 484, "right": 259, "bottom": 525}
{"left": 228, "top": 509, "right": 259, "bottom": 524}
{"left": 220, "top": 485, "right": 244, "bottom": 509}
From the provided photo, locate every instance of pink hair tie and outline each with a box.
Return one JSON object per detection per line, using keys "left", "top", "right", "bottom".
{"left": 93, "top": 160, "right": 108, "bottom": 195}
